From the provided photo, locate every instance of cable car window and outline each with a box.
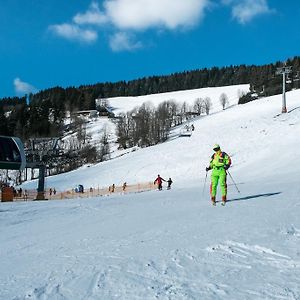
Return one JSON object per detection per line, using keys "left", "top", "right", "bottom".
{"left": 0, "top": 137, "right": 22, "bottom": 162}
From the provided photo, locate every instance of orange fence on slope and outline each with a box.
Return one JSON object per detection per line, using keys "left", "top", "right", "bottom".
{"left": 1, "top": 182, "right": 158, "bottom": 202}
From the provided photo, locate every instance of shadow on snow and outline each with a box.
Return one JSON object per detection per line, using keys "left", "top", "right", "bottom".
{"left": 228, "top": 192, "right": 282, "bottom": 202}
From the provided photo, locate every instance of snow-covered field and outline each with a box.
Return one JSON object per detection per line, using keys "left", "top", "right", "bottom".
{"left": 108, "top": 84, "right": 249, "bottom": 115}
{"left": 1, "top": 86, "right": 300, "bottom": 299}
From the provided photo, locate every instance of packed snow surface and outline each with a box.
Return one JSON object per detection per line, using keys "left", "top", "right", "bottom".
{"left": 1, "top": 86, "right": 300, "bottom": 299}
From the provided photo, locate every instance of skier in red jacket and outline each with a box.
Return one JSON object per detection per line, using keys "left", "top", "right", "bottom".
{"left": 154, "top": 175, "right": 166, "bottom": 190}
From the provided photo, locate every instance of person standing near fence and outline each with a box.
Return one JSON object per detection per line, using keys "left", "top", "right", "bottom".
{"left": 154, "top": 175, "right": 166, "bottom": 191}
{"left": 23, "top": 190, "right": 28, "bottom": 201}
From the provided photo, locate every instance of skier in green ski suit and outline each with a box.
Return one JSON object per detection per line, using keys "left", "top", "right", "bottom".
{"left": 206, "top": 144, "right": 231, "bottom": 205}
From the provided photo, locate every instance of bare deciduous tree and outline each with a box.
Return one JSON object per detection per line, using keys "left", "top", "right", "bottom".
{"left": 167, "top": 100, "right": 179, "bottom": 126}
{"left": 99, "top": 127, "right": 110, "bottom": 162}
{"left": 203, "top": 97, "right": 212, "bottom": 115}
{"left": 117, "top": 112, "right": 135, "bottom": 149}
{"left": 193, "top": 98, "right": 204, "bottom": 115}
{"left": 117, "top": 100, "right": 176, "bottom": 149}
{"left": 219, "top": 93, "right": 229, "bottom": 110}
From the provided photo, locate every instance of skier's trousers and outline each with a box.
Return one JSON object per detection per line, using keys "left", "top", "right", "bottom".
{"left": 210, "top": 168, "right": 227, "bottom": 197}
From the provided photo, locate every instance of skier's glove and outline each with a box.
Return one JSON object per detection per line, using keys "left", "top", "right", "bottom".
{"left": 206, "top": 167, "right": 211, "bottom": 172}
{"left": 224, "top": 165, "right": 229, "bottom": 170}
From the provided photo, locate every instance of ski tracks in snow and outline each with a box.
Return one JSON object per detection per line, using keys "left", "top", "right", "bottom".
{"left": 205, "top": 240, "right": 300, "bottom": 299}
{"left": 16, "top": 249, "right": 228, "bottom": 299}
{"left": 11, "top": 241, "right": 300, "bottom": 299}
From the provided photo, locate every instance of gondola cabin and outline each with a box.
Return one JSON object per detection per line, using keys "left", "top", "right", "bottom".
{"left": 0, "top": 136, "right": 26, "bottom": 170}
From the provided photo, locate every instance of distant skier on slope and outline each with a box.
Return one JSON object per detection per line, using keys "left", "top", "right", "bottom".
{"left": 154, "top": 175, "right": 166, "bottom": 190}
{"left": 167, "top": 178, "right": 173, "bottom": 190}
{"left": 206, "top": 144, "right": 231, "bottom": 206}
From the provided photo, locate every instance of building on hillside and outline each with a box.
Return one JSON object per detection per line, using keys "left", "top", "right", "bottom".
{"left": 95, "top": 98, "right": 115, "bottom": 118}
{"left": 72, "top": 110, "right": 99, "bottom": 119}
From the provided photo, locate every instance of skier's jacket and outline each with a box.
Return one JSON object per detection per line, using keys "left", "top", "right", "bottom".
{"left": 154, "top": 176, "right": 165, "bottom": 185}
{"left": 209, "top": 150, "right": 231, "bottom": 170}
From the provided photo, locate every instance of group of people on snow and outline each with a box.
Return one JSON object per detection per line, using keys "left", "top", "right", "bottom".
{"left": 32, "top": 143, "right": 231, "bottom": 204}
{"left": 108, "top": 182, "right": 126, "bottom": 193}
{"left": 49, "top": 187, "right": 56, "bottom": 196}
{"left": 75, "top": 184, "right": 84, "bottom": 193}
{"left": 154, "top": 175, "right": 173, "bottom": 190}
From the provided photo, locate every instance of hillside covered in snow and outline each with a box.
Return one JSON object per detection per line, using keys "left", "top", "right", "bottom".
{"left": 23, "top": 84, "right": 250, "bottom": 191}
{"left": 1, "top": 85, "right": 300, "bottom": 299}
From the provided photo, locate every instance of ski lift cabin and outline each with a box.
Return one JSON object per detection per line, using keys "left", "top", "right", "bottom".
{"left": 0, "top": 136, "right": 26, "bottom": 170}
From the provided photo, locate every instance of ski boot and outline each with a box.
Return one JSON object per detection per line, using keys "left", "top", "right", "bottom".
{"left": 221, "top": 195, "right": 226, "bottom": 206}
{"left": 211, "top": 196, "right": 216, "bottom": 206}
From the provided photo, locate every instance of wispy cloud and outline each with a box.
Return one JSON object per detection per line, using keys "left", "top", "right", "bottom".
{"left": 49, "top": 23, "right": 98, "bottom": 43}
{"left": 109, "top": 32, "right": 143, "bottom": 52}
{"left": 48, "top": 0, "right": 210, "bottom": 51}
{"left": 73, "top": 2, "right": 108, "bottom": 26}
{"left": 223, "top": 0, "right": 273, "bottom": 24}
{"left": 14, "top": 78, "right": 38, "bottom": 96}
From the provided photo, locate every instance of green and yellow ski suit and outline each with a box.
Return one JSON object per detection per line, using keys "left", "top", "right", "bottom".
{"left": 209, "top": 150, "right": 231, "bottom": 199}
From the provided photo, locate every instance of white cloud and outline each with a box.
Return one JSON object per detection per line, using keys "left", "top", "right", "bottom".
{"left": 224, "top": 0, "right": 273, "bottom": 24}
{"left": 48, "top": 0, "right": 210, "bottom": 50}
{"left": 49, "top": 23, "right": 98, "bottom": 43}
{"left": 14, "top": 78, "right": 37, "bottom": 96}
{"left": 73, "top": 2, "right": 108, "bottom": 26}
{"left": 109, "top": 32, "right": 143, "bottom": 52}
{"left": 104, "top": 0, "right": 210, "bottom": 30}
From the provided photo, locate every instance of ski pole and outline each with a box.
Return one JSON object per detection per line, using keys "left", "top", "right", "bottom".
{"left": 202, "top": 171, "right": 208, "bottom": 196}
{"left": 227, "top": 170, "right": 240, "bottom": 193}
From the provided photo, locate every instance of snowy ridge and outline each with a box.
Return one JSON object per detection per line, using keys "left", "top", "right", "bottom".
{"left": 108, "top": 84, "right": 249, "bottom": 115}
{"left": 1, "top": 86, "right": 300, "bottom": 299}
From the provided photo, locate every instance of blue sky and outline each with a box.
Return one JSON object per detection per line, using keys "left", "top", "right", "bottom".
{"left": 0, "top": 0, "right": 299, "bottom": 98}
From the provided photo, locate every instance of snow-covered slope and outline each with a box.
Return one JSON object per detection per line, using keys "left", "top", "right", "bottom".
{"left": 1, "top": 87, "right": 300, "bottom": 299}
{"left": 57, "top": 84, "right": 250, "bottom": 183}
{"left": 108, "top": 84, "right": 249, "bottom": 115}
{"left": 2, "top": 180, "right": 300, "bottom": 299}
{"left": 21, "top": 87, "right": 299, "bottom": 192}
{"left": 22, "top": 84, "right": 250, "bottom": 191}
